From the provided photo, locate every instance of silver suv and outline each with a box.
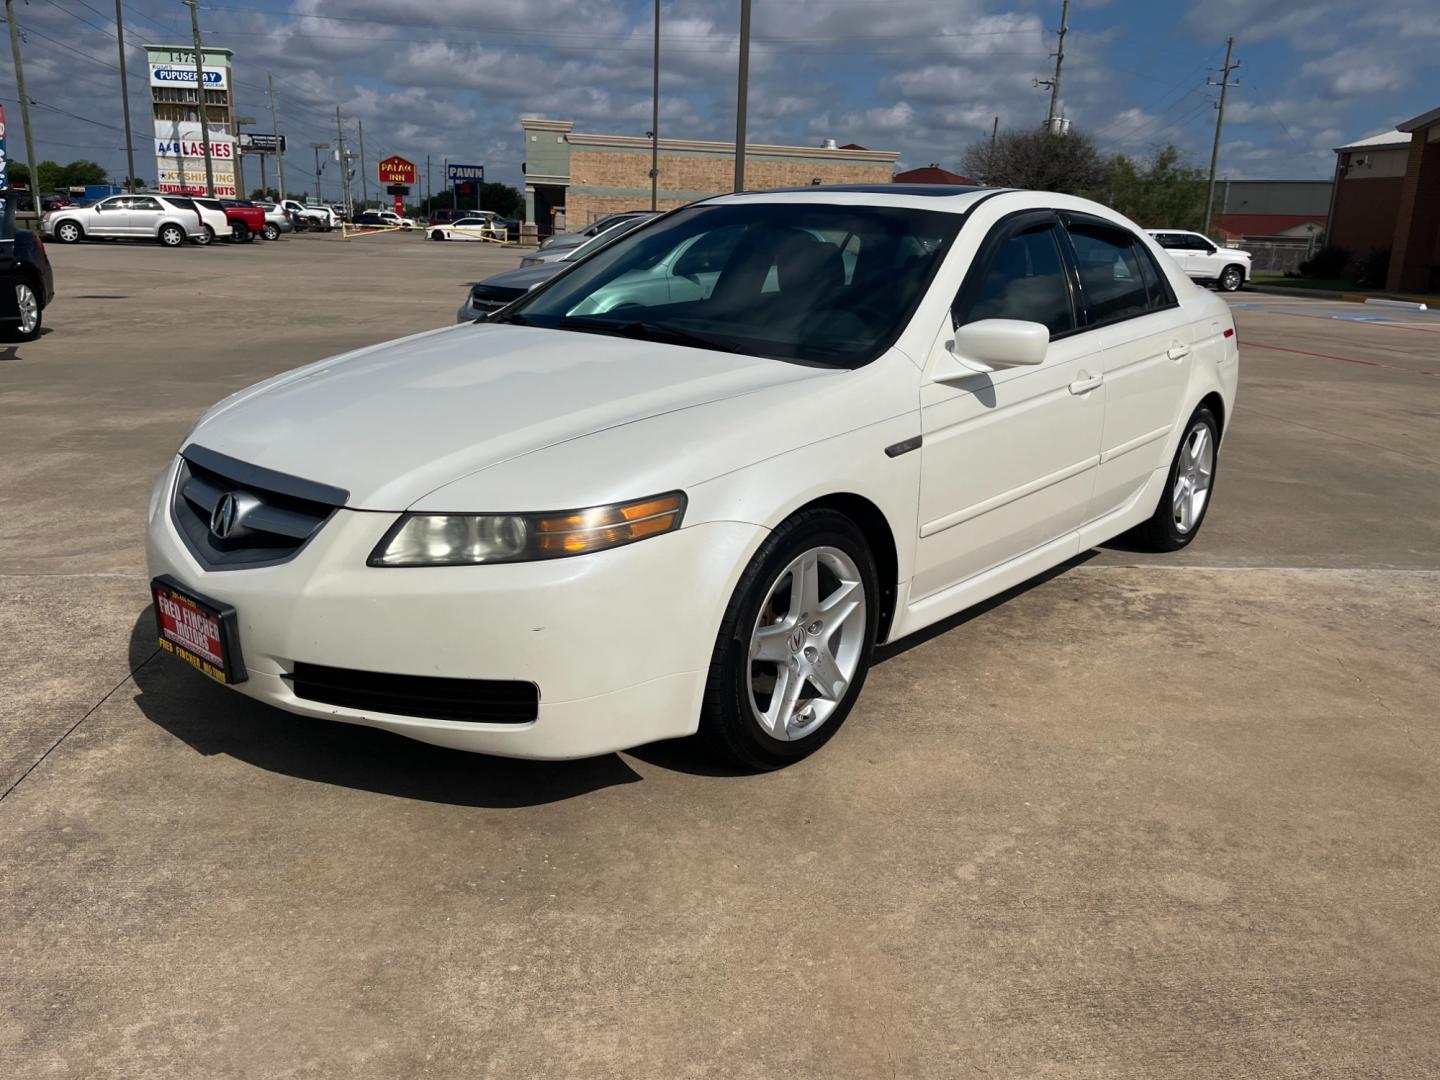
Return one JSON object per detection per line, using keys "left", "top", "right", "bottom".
{"left": 43, "top": 194, "right": 208, "bottom": 248}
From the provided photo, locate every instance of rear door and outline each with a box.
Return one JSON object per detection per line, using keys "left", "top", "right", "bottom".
{"left": 1064, "top": 214, "right": 1192, "bottom": 521}
{"left": 127, "top": 195, "right": 165, "bottom": 239}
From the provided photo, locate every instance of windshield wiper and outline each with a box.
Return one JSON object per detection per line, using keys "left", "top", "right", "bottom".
{"left": 555, "top": 317, "right": 738, "bottom": 354}
{"left": 486, "top": 310, "right": 530, "bottom": 325}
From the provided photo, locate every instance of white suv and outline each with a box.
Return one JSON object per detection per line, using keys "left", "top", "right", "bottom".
{"left": 1147, "top": 230, "right": 1251, "bottom": 292}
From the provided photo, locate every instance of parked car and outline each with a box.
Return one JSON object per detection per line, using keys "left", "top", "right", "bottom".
{"left": 536, "top": 210, "right": 658, "bottom": 254}
{"left": 188, "top": 197, "right": 236, "bottom": 245}
{"left": 1147, "top": 230, "right": 1251, "bottom": 292}
{"left": 252, "top": 202, "right": 293, "bottom": 240}
{"left": 217, "top": 199, "right": 267, "bottom": 243}
{"left": 352, "top": 211, "right": 390, "bottom": 228}
{"left": 1, "top": 223, "right": 54, "bottom": 341}
{"left": 278, "top": 199, "right": 336, "bottom": 231}
{"left": 457, "top": 213, "right": 656, "bottom": 320}
{"left": 42, "top": 194, "right": 207, "bottom": 247}
{"left": 147, "top": 187, "right": 1238, "bottom": 769}
{"left": 376, "top": 209, "right": 417, "bottom": 230}
{"left": 427, "top": 213, "right": 506, "bottom": 242}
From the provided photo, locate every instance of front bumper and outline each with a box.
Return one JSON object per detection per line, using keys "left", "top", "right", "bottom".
{"left": 145, "top": 458, "right": 764, "bottom": 758}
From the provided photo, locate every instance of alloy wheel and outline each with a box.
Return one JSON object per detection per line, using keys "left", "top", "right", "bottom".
{"left": 1172, "top": 422, "right": 1215, "bottom": 533}
{"left": 1221, "top": 267, "right": 1242, "bottom": 291}
{"left": 15, "top": 283, "right": 39, "bottom": 335}
{"left": 747, "top": 546, "right": 868, "bottom": 741}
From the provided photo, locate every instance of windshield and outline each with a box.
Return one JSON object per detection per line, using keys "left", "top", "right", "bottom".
{"left": 560, "top": 215, "right": 651, "bottom": 263}
{"left": 505, "top": 201, "right": 961, "bottom": 367}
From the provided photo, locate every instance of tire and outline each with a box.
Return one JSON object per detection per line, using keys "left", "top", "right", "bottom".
{"left": 699, "top": 508, "right": 880, "bottom": 770}
{"left": 232, "top": 221, "right": 251, "bottom": 243}
{"left": 55, "top": 220, "right": 83, "bottom": 244}
{"left": 262, "top": 223, "right": 280, "bottom": 241}
{"left": 1218, "top": 265, "right": 1245, "bottom": 292}
{"left": 2, "top": 279, "right": 42, "bottom": 342}
{"left": 431, "top": 230, "right": 446, "bottom": 241}
{"left": 193, "top": 225, "right": 215, "bottom": 246}
{"left": 1128, "top": 404, "right": 1220, "bottom": 552}
{"left": 158, "top": 223, "right": 186, "bottom": 248}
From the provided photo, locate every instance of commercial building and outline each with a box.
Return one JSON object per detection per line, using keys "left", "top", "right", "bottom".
{"left": 521, "top": 118, "right": 899, "bottom": 235}
{"left": 1328, "top": 106, "right": 1440, "bottom": 292}
{"left": 1211, "top": 179, "right": 1331, "bottom": 245}
{"left": 143, "top": 44, "right": 237, "bottom": 198}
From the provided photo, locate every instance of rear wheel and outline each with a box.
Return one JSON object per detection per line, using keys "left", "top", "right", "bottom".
{"left": 1218, "top": 265, "right": 1245, "bottom": 292}
{"left": 1129, "top": 405, "right": 1219, "bottom": 551}
{"left": 55, "top": 220, "right": 83, "bottom": 244}
{"left": 700, "top": 509, "right": 879, "bottom": 770}
{"left": 158, "top": 224, "right": 185, "bottom": 247}
{"left": 2, "top": 280, "right": 42, "bottom": 341}
{"left": 193, "top": 225, "right": 215, "bottom": 246}
{"left": 262, "top": 222, "right": 280, "bottom": 241}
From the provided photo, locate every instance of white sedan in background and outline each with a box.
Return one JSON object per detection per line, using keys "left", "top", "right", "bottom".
{"left": 426, "top": 214, "right": 505, "bottom": 242}
{"left": 1147, "top": 229, "right": 1252, "bottom": 292}
{"left": 147, "top": 186, "right": 1238, "bottom": 770}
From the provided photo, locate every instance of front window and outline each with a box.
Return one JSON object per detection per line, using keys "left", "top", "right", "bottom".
{"left": 503, "top": 202, "right": 962, "bottom": 367}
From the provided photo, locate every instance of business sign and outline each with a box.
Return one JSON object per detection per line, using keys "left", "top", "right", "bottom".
{"left": 158, "top": 164, "right": 237, "bottom": 198}
{"left": 447, "top": 163, "right": 484, "bottom": 183}
{"left": 155, "top": 137, "right": 235, "bottom": 160}
{"left": 149, "top": 64, "right": 229, "bottom": 90}
{"left": 0, "top": 104, "right": 8, "bottom": 220}
{"left": 377, "top": 155, "right": 416, "bottom": 186}
{"left": 239, "top": 132, "right": 286, "bottom": 154}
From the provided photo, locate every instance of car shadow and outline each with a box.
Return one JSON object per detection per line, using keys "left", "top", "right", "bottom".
{"left": 0, "top": 327, "right": 54, "bottom": 360}
{"left": 127, "top": 608, "right": 643, "bottom": 807}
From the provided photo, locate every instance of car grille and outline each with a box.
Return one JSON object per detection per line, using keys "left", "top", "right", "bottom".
{"left": 289, "top": 662, "right": 539, "bottom": 723}
{"left": 171, "top": 445, "right": 348, "bottom": 570}
{"left": 468, "top": 284, "right": 526, "bottom": 312}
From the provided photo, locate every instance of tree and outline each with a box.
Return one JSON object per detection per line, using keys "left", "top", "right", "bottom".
{"left": 250, "top": 186, "right": 280, "bottom": 201}
{"left": 418, "top": 181, "right": 524, "bottom": 219}
{"left": 961, "top": 127, "right": 1105, "bottom": 195}
{"left": 31, "top": 159, "right": 109, "bottom": 192}
{"left": 1098, "top": 144, "right": 1207, "bottom": 231}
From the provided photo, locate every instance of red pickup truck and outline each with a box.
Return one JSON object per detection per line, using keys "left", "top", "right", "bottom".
{"left": 218, "top": 199, "right": 268, "bottom": 243}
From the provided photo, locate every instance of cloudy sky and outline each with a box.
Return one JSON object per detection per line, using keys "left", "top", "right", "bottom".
{"left": 2, "top": 0, "right": 1437, "bottom": 200}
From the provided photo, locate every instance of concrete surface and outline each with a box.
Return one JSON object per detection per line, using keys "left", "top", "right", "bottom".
{"left": 2, "top": 241, "right": 1437, "bottom": 1079}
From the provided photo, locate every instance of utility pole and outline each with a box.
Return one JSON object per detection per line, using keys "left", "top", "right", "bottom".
{"left": 310, "top": 141, "right": 328, "bottom": 203}
{"left": 990, "top": 116, "right": 999, "bottom": 149}
{"left": 267, "top": 73, "right": 285, "bottom": 200}
{"left": 732, "top": 0, "right": 751, "bottom": 191}
{"left": 1204, "top": 36, "right": 1240, "bottom": 236}
{"left": 334, "top": 106, "right": 350, "bottom": 214}
{"left": 113, "top": 0, "right": 138, "bottom": 191}
{"left": 649, "top": 0, "right": 659, "bottom": 211}
{"left": 233, "top": 114, "right": 255, "bottom": 197}
{"left": 1035, "top": 0, "right": 1068, "bottom": 131}
{"left": 181, "top": 0, "right": 215, "bottom": 195}
{"left": 5, "top": 0, "right": 39, "bottom": 194}
{"left": 357, "top": 118, "right": 368, "bottom": 209}
{"left": 426, "top": 155, "right": 431, "bottom": 211}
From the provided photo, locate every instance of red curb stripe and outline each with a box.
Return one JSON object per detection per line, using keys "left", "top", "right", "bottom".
{"left": 1241, "top": 340, "right": 1437, "bottom": 377}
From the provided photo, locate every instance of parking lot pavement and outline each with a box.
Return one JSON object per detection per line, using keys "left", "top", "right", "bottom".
{"left": 2, "top": 258, "right": 1437, "bottom": 1078}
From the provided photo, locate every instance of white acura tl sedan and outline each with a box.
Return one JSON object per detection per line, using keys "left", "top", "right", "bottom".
{"left": 147, "top": 186, "right": 1238, "bottom": 770}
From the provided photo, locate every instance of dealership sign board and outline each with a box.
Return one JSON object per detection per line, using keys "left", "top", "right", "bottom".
{"left": 149, "top": 64, "right": 230, "bottom": 90}
{"left": 377, "top": 155, "right": 417, "bottom": 186}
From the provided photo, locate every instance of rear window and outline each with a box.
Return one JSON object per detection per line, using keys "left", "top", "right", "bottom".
{"left": 1067, "top": 221, "right": 1151, "bottom": 324}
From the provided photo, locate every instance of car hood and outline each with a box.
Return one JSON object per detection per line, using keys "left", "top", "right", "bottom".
{"left": 476, "top": 263, "right": 565, "bottom": 292}
{"left": 185, "top": 323, "right": 832, "bottom": 510}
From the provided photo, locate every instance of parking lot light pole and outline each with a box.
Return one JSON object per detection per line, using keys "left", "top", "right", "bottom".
{"left": 650, "top": 0, "right": 659, "bottom": 211}
{"left": 733, "top": 0, "right": 750, "bottom": 191}
{"left": 310, "top": 142, "right": 329, "bottom": 203}
{"left": 114, "top": 0, "right": 138, "bottom": 192}
{"left": 358, "top": 119, "right": 368, "bottom": 210}
{"left": 181, "top": 0, "right": 216, "bottom": 196}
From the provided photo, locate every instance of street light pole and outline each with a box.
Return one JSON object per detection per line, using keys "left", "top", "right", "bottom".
{"left": 181, "top": 0, "right": 216, "bottom": 196}
{"left": 649, "top": 0, "right": 659, "bottom": 211}
{"left": 5, "top": 0, "right": 39, "bottom": 195}
{"left": 358, "top": 119, "right": 368, "bottom": 210}
{"left": 732, "top": 0, "right": 750, "bottom": 191}
{"left": 267, "top": 73, "right": 285, "bottom": 201}
{"left": 310, "top": 141, "right": 329, "bottom": 203}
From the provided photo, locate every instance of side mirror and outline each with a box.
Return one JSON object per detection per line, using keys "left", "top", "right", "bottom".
{"left": 936, "top": 319, "right": 1049, "bottom": 379}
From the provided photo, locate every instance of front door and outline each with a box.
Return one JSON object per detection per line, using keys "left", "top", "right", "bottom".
{"left": 89, "top": 197, "right": 130, "bottom": 237}
{"left": 912, "top": 213, "right": 1105, "bottom": 599}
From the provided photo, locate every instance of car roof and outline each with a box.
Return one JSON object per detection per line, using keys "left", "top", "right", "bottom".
{"left": 698, "top": 184, "right": 1004, "bottom": 214}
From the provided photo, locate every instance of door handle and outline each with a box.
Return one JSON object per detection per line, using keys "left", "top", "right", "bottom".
{"left": 1068, "top": 373, "right": 1103, "bottom": 395}
{"left": 1167, "top": 344, "right": 1191, "bottom": 361}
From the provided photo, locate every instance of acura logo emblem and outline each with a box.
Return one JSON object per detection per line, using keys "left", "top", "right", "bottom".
{"left": 210, "top": 493, "right": 241, "bottom": 539}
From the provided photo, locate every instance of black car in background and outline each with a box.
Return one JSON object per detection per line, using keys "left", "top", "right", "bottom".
{"left": 1, "top": 195, "right": 54, "bottom": 342}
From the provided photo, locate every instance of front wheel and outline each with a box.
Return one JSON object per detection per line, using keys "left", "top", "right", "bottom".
{"left": 699, "top": 509, "right": 879, "bottom": 770}
{"left": 1217, "top": 265, "right": 1245, "bottom": 292}
{"left": 2, "top": 280, "right": 42, "bottom": 341}
{"left": 232, "top": 221, "right": 251, "bottom": 243}
{"left": 1129, "top": 405, "right": 1219, "bottom": 551}
{"left": 262, "top": 222, "right": 280, "bottom": 241}
{"left": 431, "top": 230, "right": 446, "bottom": 241}
{"left": 55, "top": 221, "right": 83, "bottom": 244}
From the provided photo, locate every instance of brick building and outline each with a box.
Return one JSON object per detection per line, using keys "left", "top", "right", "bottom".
{"left": 520, "top": 118, "right": 899, "bottom": 235}
{"left": 1327, "top": 106, "right": 1440, "bottom": 293}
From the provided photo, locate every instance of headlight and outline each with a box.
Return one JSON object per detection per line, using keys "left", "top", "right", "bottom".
{"left": 368, "top": 492, "right": 686, "bottom": 567}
